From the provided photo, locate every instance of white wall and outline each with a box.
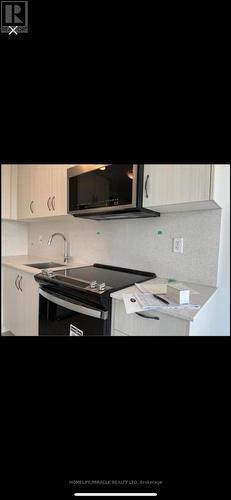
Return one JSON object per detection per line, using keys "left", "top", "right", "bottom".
{"left": 27, "top": 208, "right": 221, "bottom": 287}
{"left": 208, "top": 165, "right": 230, "bottom": 335}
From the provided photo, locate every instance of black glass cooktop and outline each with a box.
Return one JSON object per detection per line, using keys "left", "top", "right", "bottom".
{"left": 45, "top": 264, "right": 155, "bottom": 291}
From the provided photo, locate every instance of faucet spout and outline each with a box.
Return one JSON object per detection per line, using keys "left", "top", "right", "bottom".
{"left": 47, "top": 233, "right": 69, "bottom": 264}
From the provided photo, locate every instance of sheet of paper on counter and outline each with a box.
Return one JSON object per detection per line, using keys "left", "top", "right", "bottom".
{"left": 123, "top": 292, "right": 200, "bottom": 315}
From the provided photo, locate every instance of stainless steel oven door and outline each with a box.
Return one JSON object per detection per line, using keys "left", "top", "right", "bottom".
{"left": 67, "top": 164, "right": 139, "bottom": 216}
{"left": 39, "top": 289, "right": 108, "bottom": 336}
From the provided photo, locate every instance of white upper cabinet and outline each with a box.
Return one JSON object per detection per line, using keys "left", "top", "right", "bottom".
{"left": 32, "top": 165, "right": 68, "bottom": 217}
{"left": 17, "top": 165, "right": 37, "bottom": 218}
{"left": 14, "top": 164, "right": 227, "bottom": 220}
{"left": 33, "top": 165, "right": 53, "bottom": 217}
{"left": 17, "top": 165, "right": 72, "bottom": 219}
{"left": 50, "top": 165, "right": 68, "bottom": 216}
{"left": 142, "top": 164, "right": 223, "bottom": 212}
{"left": 1, "top": 165, "right": 18, "bottom": 220}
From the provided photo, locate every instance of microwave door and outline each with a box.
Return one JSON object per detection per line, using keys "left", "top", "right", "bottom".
{"left": 68, "top": 164, "right": 139, "bottom": 215}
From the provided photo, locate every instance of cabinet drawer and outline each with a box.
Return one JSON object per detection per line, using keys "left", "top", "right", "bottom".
{"left": 114, "top": 300, "right": 188, "bottom": 336}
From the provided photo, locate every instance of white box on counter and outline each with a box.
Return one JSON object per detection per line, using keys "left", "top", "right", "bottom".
{"left": 167, "top": 285, "right": 190, "bottom": 304}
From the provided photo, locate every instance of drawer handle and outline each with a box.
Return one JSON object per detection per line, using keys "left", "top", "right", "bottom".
{"left": 51, "top": 196, "right": 55, "bottom": 210}
{"left": 145, "top": 174, "right": 150, "bottom": 198}
{"left": 15, "top": 275, "right": 20, "bottom": 289}
{"left": 47, "top": 197, "right": 51, "bottom": 211}
{"left": 30, "top": 200, "right": 34, "bottom": 214}
{"left": 136, "top": 312, "right": 160, "bottom": 320}
{"left": 18, "top": 276, "right": 23, "bottom": 292}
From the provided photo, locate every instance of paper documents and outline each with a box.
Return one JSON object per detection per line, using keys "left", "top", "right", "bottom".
{"left": 122, "top": 284, "right": 200, "bottom": 315}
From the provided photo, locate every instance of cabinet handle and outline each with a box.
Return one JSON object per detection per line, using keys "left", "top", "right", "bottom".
{"left": 47, "top": 197, "right": 51, "bottom": 211}
{"left": 51, "top": 196, "right": 55, "bottom": 211}
{"left": 30, "top": 200, "right": 34, "bottom": 214}
{"left": 136, "top": 312, "right": 160, "bottom": 320}
{"left": 145, "top": 174, "right": 150, "bottom": 199}
{"left": 18, "top": 276, "right": 23, "bottom": 292}
{"left": 15, "top": 275, "right": 20, "bottom": 289}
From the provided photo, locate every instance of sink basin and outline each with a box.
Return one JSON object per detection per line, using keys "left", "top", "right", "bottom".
{"left": 24, "top": 262, "right": 65, "bottom": 269}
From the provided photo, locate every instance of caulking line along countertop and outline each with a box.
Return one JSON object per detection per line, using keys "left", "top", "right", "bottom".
{"left": 110, "top": 277, "right": 217, "bottom": 322}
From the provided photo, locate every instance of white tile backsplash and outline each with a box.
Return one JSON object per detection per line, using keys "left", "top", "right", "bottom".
{"left": 27, "top": 209, "right": 221, "bottom": 286}
{"left": 1, "top": 221, "right": 28, "bottom": 256}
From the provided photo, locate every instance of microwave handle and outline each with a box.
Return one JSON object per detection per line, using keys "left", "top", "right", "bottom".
{"left": 39, "top": 289, "right": 108, "bottom": 320}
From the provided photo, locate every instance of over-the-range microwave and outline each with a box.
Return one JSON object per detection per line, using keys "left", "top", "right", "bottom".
{"left": 67, "top": 164, "right": 160, "bottom": 220}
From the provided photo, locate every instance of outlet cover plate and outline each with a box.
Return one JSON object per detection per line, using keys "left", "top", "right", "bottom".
{"left": 173, "top": 238, "right": 184, "bottom": 254}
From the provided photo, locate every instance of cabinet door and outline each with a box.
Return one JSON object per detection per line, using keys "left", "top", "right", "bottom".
{"left": 2, "top": 267, "right": 39, "bottom": 336}
{"left": 2, "top": 267, "right": 20, "bottom": 334}
{"left": 33, "top": 165, "right": 52, "bottom": 217}
{"left": 1, "top": 165, "right": 12, "bottom": 219}
{"left": 17, "top": 165, "right": 36, "bottom": 219}
{"left": 143, "top": 165, "right": 212, "bottom": 208}
{"left": 17, "top": 272, "right": 39, "bottom": 336}
{"left": 17, "top": 164, "right": 73, "bottom": 220}
{"left": 51, "top": 165, "right": 68, "bottom": 216}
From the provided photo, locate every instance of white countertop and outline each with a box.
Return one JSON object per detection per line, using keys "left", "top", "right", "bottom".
{"left": 2, "top": 257, "right": 217, "bottom": 323}
{"left": 1, "top": 255, "right": 89, "bottom": 275}
{"left": 110, "top": 277, "right": 217, "bottom": 322}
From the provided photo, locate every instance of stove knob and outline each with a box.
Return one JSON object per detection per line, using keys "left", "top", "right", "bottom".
{"left": 42, "top": 270, "right": 54, "bottom": 277}
{"left": 90, "top": 281, "right": 98, "bottom": 289}
{"left": 99, "top": 282, "right": 106, "bottom": 291}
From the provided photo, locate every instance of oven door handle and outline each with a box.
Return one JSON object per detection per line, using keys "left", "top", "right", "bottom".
{"left": 39, "top": 289, "right": 108, "bottom": 320}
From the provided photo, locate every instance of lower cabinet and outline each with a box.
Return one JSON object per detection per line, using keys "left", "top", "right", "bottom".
{"left": 111, "top": 299, "right": 189, "bottom": 336}
{"left": 2, "top": 266, "right": 39, "bottom": 336}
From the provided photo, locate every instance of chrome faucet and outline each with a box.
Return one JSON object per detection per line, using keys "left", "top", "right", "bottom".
{"left": 47, "top": 233, "right": 70, "bottom": 264}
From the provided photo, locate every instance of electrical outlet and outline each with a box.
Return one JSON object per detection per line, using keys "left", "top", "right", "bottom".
{"left": 173, "top": 238, "right": 184, "bottom": 254}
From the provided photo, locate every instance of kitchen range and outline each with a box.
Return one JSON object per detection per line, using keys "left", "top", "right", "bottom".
{"left": 35, "top": 264, "right": 156, "bottom": 336}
